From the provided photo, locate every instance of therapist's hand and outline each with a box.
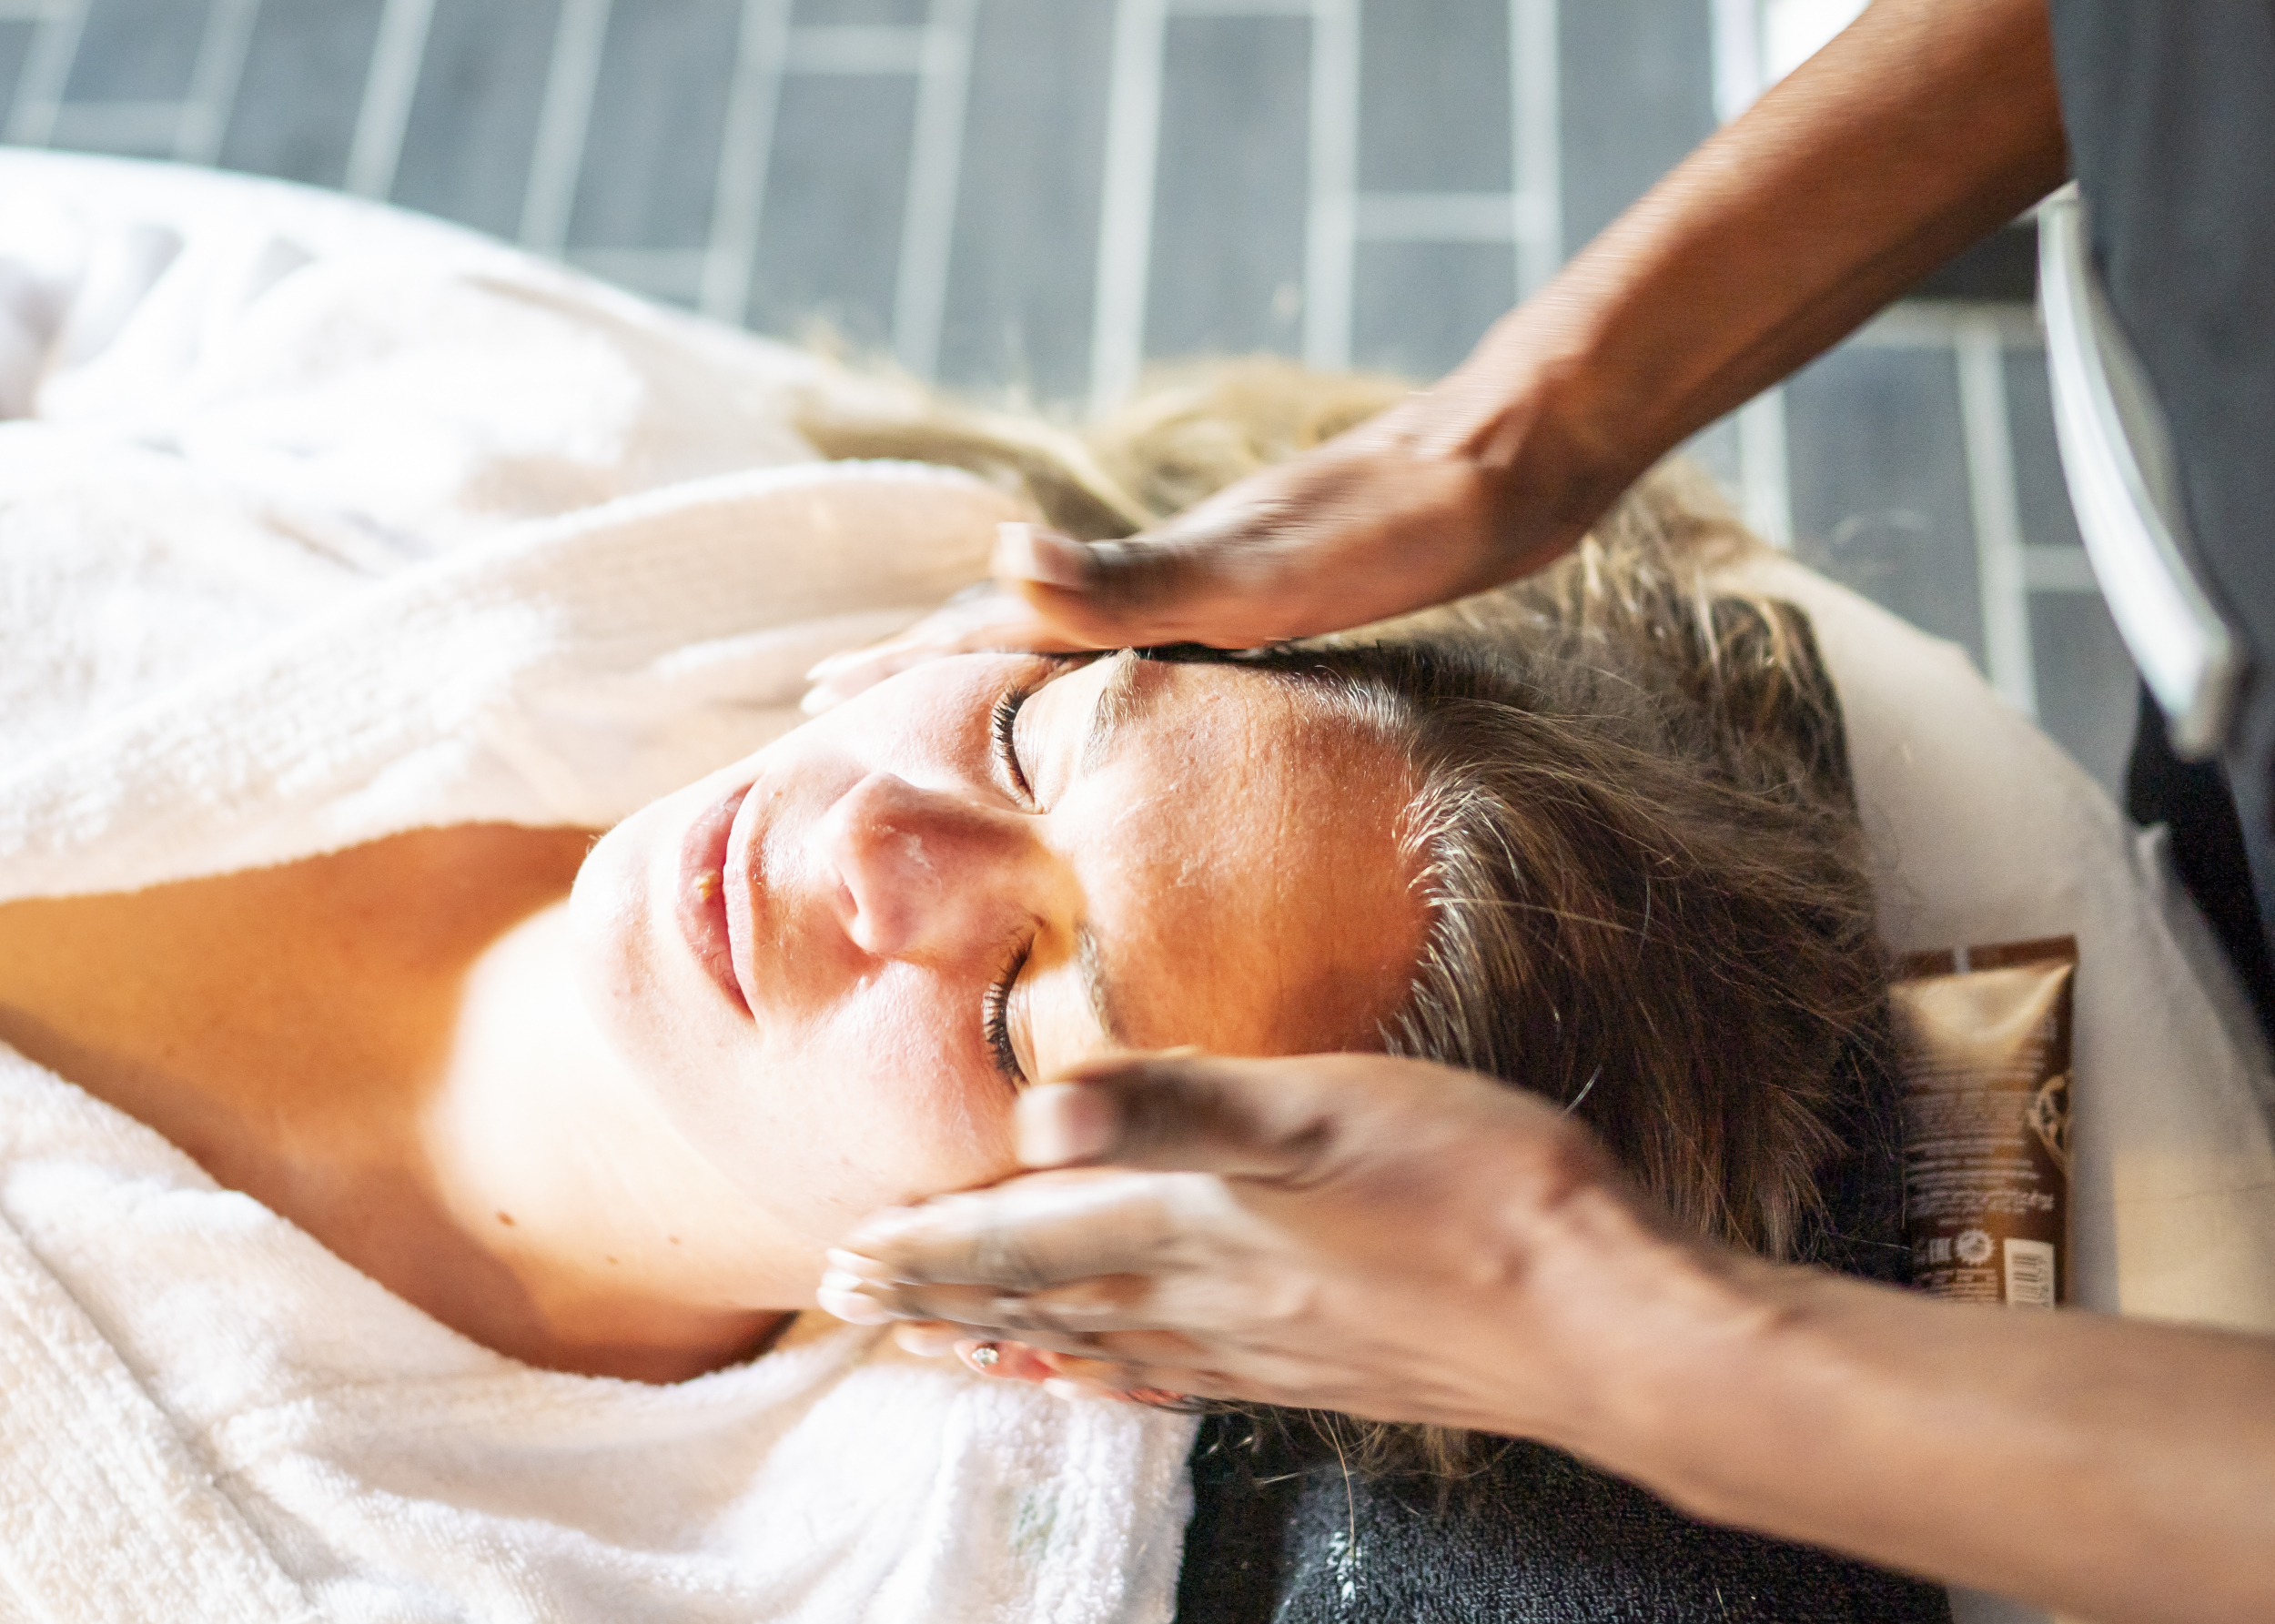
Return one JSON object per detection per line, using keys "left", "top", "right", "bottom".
{"left": 797, "top": 375, "right": 1618, "bottom": 712}
{"left": 820, "top": 1050, "right": 1687, "bottom": 1438}
{"left": 801, "top": 581, "right": 1080, "bottom": 714}
{"left": 980, "top": 387, "right": 1605, "bottom": 653}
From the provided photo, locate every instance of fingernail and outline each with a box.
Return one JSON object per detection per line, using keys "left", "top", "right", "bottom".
{"left": 799, "top": 683, "right": 842, "bottom": 717}
{"left": 816, "top": 1274, "right": 894, "bottom": 1326}
{"left": 824, "top": 1248, "right": 886, "bottom": 1280}
{"left": 893, "top": 1322, "right": 959, "bottom": 1357}
{"left": 1016, "top": 1083, "right": 1116, "bottom": 1166}
{"left": 994, "top": 522, "right": 1090, "bottom": 590}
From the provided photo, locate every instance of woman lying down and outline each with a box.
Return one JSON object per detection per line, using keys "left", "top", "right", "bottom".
{"left": 0, "top": 197, "right": 1940, "bottom": 1619}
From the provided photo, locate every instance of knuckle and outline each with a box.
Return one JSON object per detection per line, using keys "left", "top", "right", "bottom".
{"left": 968, "top": 1226, "right": 1057, "bottom": 1292}
{"left": 1116, "top": 1061, "right": 1241, "bottom": 1151}
{"left": 986, "top": 1295, "right": 1093, "bottom": 1341}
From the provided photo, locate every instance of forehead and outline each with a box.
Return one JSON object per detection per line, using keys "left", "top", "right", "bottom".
{"left": 1056, "top": 656, "right": 1424, "bottom": 1058}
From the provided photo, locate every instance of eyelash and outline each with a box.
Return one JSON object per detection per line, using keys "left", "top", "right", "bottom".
{"left": 986, "top": 680, "right": 1036, "bottom": 1086}
{"left": 989, "top": 683, "right": 1034, "bottom": 801}
{"left": 985, "top": 937, "right": 1032, "bottom": 1087}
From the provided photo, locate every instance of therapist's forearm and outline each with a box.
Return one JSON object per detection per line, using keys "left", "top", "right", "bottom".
{"left": 1431, "top": 0, "right": 2069, "bottom": 535}
{"left": 1546, "top": 1239, "right": 2275, "bottom": 1624}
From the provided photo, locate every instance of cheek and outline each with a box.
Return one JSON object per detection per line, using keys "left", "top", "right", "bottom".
{"left": 568, "top": 802, "right": 1022, "bottom": 1233}
{"left": 783, "top": 971, "right": 1021, "bottom": 1220}
{"left": 684, "top": 971, "right": 1022, "bottom": 1240}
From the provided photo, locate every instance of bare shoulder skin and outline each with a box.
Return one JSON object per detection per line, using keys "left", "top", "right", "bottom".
{"left": 0, "top": 828, "right": 794, "bottom": 1383}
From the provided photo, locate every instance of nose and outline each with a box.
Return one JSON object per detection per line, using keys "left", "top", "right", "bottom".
{"left": 819, "top": 771, "right": 1051, "bottom": 961}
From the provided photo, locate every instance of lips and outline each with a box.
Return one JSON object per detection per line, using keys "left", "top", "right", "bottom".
{"left": 675, "top": 782, "right": 754, "bottom": 1014}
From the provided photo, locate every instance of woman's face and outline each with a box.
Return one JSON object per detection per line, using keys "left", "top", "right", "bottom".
{"left": 572, "top": 650, "right": 1422, "bottom": 1248}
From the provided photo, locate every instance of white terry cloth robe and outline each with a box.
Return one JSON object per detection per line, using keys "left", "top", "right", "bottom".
{"left": 0, "top": 154, "right": 1197, "bottom": 1624}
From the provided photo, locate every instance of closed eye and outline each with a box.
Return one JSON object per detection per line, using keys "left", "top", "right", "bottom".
{"left": 984, "top": 935, "right": 1032, "bottom": 1087}
{"left": 990, "top": 683, "right": 1034, "bottom": 802}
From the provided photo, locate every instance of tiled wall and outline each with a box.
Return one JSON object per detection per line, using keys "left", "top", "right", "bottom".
{"left": 0, "top": 0, "right": 2142, "bottom": 794}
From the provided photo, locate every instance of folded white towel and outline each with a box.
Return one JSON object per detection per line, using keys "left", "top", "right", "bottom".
{"left": 0, "top": 151, "right": 1197, "bottom": 1624}
{"left": 0, "top": 1044, "right": 1196, "bottom": 1624}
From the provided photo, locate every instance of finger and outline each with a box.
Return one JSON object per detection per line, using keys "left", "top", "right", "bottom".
{"left": 799, "top": 580, "right": 1090, "bottom": 712}
{"left": 888, "top": 1320, "right": 964, "bottom": 1357}
{"left": 824, "top": 1270, "right": 1169, "bottom": 1342}
{"left": 995, "top": 518, "right": 1295, "bottom": 651}
{"left": 1036, "top": 1351, "right": 1242, "bottom": 1407}
{"left": 835, "top": 1170, "right": 1234, "bottom": 1290}
{"left": 1015, "top": 1053, "right": 1382, "bottom": 1182}
{"left": 888, "top": 1322, "right": 1071, "bottom": 1387}
{"left": 833, "top": 1278, "right": 1097, "bottom": 1335}
{"left": 800, "top": 643, "right": 948, "bottom": 713}
{"left": 826, "top": 1268, "right": 1244, "bottom": 1379}
{"left": 957, "top": 1337, "right": 1073, "bottom": 1383}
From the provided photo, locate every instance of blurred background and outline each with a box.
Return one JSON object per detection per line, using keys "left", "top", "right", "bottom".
{"left": 0, "top": 0, "right": 2138, "bottom": 792}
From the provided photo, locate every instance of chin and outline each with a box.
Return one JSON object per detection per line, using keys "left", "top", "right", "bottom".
{"left": 565, "top": 801, "right": 686, "bottom": 1059}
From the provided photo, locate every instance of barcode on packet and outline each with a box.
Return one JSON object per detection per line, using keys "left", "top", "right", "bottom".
{"left": 2003, "top": 1239, "right": 2057, "bottom": 1307}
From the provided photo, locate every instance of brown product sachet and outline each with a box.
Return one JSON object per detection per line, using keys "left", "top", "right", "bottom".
{"left": 1892, "top": 937, "right": 2076, "bottom": 1306}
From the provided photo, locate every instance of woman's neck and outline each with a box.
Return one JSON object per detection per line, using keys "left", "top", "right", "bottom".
{"left": 0, "top": 827, "right": 800, "bottom": 1383}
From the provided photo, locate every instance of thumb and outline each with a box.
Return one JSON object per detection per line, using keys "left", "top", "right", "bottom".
{"left": 1017, "top": 1051, "right": 1382, "bottom": 1184}
{"left": 994, "top": 514, "right": 1299, "bottom": 651}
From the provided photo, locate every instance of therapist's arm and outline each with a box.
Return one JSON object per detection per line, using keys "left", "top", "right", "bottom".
{"left": 825, "top": 1054, "right": 2275, "bottom": 1624}
{"left": 811, "top": 0, "right": 2068, "bottom": 698}
{"left": 1011, "top": 0, "right": 2070, "bottom": 648}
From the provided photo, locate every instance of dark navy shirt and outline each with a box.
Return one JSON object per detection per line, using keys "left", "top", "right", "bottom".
{"left": 2048, "top": 3, "right": 2275, "bottom": 915}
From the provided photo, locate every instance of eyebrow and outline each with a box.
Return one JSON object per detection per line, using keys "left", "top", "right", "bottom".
{"left": 1050, "top": 651, "right": 1157, "bottom": 1058}
{"left": 1073, "top": 922, "right": 1122, "bottom": 1048}
{"left": 1076, "top": 650, "right": 1153, "bottom": 776}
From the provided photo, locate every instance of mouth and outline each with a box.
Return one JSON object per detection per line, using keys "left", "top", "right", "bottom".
{"left": 675, "top": 782, "right": 754, "bottom": 1014}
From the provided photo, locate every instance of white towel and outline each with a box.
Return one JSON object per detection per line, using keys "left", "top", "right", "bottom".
{"left": 0, "top": 152, "right": 1198, "bottom": 1624}
{"left": 0, "top": 1044, "right": 1195, "bottom": 1624}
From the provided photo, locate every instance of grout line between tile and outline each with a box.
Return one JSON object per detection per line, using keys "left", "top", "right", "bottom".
{"left": 784, "top": 25, "right": 930, "bottom": 74}
{"left": 173, "top": 0, "right": 262, "bottom": 164}
{"left": 1089, "top": 0, "right": 1166, "bottom": 414}
{"left": 1957, "top": 312, "right": 2037, "bottom": 714}
{"left": 5, "top": 0, "right": 86, "bottom": 146}
{"left": 701, "top": 0, "right": 793, "bottom": 324}
{"left": 1709, "top": 0, "right": 1763, "bottom": 125}
{"left": 892, "top": 3, "right": 976, "bottom": 380}
{"left": 2022, "top": 543, "right": 2097, "bottom": 594}
{"left": 46, "top": 98, "right": 182, "bottom": 147}
{"left": 1302, "top": 0, "right": 1354, "bottom": 370}
{"left": 520, "top": 0, "right": 613, "bottom": 252}
{"left": 344, "top": 0, "right": 437, "bottom": 198}
{"left": 1166, "top": 0, "right": 1311, "bottom": 13}
{"left": 1737, "top": 387, "right": 1793, "bottom": 550}
{"left": 1510, "top": 0, "right": 1558, "bottom": 297}
{"left": 1353, "top": 191, "right": 1520, "bottom": 243}
{"left": 1857, "top": 299, "right": 2040, "bottom": 348}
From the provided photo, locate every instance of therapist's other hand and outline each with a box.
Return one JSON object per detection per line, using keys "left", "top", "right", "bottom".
{"left": 801, "top": 580, "right": 1087, "bottom": 714}
{"left": 991, "top": 387, "right": 1606, "bottom": 651}
{"left": 824, "top": 1050, "right": 1682, "bottom": 1437}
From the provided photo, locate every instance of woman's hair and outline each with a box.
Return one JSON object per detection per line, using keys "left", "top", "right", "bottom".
{"left": 799, "top": 355, "right": 1408, "bottom": 539}
{"left": 805, "top": 359, "right": 1897, "bottom": 1465}
{"left": 1239, "top": 554, "right": 1882, "bottom": 1266}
